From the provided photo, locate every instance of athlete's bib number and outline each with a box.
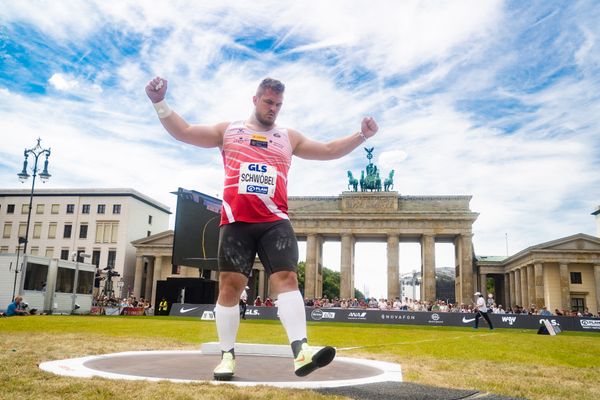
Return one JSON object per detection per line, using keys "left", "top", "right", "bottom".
{"left": 238, "top": 162, "right": 277, "bottom": 197}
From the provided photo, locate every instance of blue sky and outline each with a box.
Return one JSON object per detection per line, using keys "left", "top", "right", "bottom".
{"left": 1, "top": 1, "right": 599, "bottom": 298}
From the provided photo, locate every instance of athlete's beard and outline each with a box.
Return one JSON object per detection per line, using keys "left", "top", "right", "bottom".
{"left": 255, "top": 110, "right": 276, "bottom": 128}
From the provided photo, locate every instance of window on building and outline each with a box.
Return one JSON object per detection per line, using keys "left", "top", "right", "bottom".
{"left": 3, "top": 222, "right": 12, "bottom": 239}
{"left": 60, "top": 249, "right": 70, "bottom": 260}
{"left": 76, "top": 270, "right": 94, "bottom": 294}
{"left": 147, "top": 231, "right": 151, "bottom": 237}
{"left": 51, "top": 204, "right": 59, "bottom": 214}
{"left": 33, "top": 222, "right": 42, "bottom": 239}
{"left": 571, "top": 297, "right": 585, "bottom": 313}
{"left": 82, "top": 204, "right": 90, "bottom": 214}
{"left": 7, "top": 204, "right": 15, "bottom": 214}
{"left": 107, "top": 250, "right": 117, "bottom": 268}
{"left": 18, "top": 223, "right": 27, "bottom": 238}
{"left": 79, "top": 224, "right": 88, "bottom": 239}
{"left": 45, "top": 247, "right": 53, "bottom": 258}
{"left": 66, "top": 204, "right": 75, "bottom": 214}
{"left": 21, "top": 204, "right": 30, "bottom": 214}
{"left": 56, "top": 267, "right": 75, "bottom": 293}
{"left": 36, "top": 204, "right": 44, "bottom": 214}
{"left": 63, "top": 224, "right": 72, "bottom": 238}
{"left": 48, "top": 222, "right": 57, "bottom": 239}
{"left": 95, "top": 222, "right": 118, "bottom": 243}
{"left": 30, "top": 246, "right": 39, "bottom": 255}
{"left": 113, "top": 204, "right": 121, "bottom": 214}
{"left": 23, "top": 262, "right": 48, "bottom": 291}
{"left": 148, "top": 215, "right": 153, "bottom": 224}
{"left": 0, "top": 246, "right": 9, "bottom": 254}
{"left": 92, "top": 250, "right": 101, "bottom": 267}
{"left": 98, "top": 204, "right": 106, "bottom": 214}
{"left": 570, "top": 272, "right": 582, "bottom": 284}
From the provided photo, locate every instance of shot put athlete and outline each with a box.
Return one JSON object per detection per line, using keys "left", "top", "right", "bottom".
{"left": 145, "top": 76, "right": 378, "bottom": 380}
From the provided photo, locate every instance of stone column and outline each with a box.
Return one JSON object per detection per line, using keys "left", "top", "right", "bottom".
{"left": 503, "top": 273, "right": 510, "bottom": 309}
{"left": 421, "top": 235, "right": 436, "bottom": 302}
{"left": 387, "top": 234, "right": 400, "bottom": 300}
{"left": 151, "top": 256, "right": 163, "bottom": 306}
{"left": 594, "top": 265, "right": 600, "bottom": 314}
{"left": 527, "top": 265, "right": 535, "bottom": 309}
{"left": 509, "top": 271, "right": 515, "bottom": 307}
{"left": 514, "top": 268, "right": 522, "bottom": 307}
{"left": 144, "top": 258, "right": 153, "bottom": 301}
{"left": 534, "top": 262, "right": 544, "bottom": 308}
{"left": 304, "top": 234, "right": 318, "bottom": 299}
{"left": 258, "top": 268, "right": 266, "bottom": 300}
{"left": 133, "top": 256, "right": 144, "bottom": 298}
{"left": 520, "top": 267, "right": 528, "bottom": 309}
{"left": 459, "top": 234, "right": 474, "bottom": 304}
{"left": 340, "top": 234, "right": 355, "bottom": 299}
{"left": 315, "top": 236, "right": 324, "bottom": 298}
{"left": 480, "top": 273, "right": 487, "bottom": 297}
{"left": 559, "top": 263, "right": 571, "bottom": 311}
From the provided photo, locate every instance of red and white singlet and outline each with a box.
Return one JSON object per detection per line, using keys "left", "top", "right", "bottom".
{"left": 219, "top": 121, "right": 293, "bottom": 225}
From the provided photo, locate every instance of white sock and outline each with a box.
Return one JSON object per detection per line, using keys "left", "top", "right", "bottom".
{"left": 215, "top": 303, "right": 240, "bottom": 353}
{"left": 277, "top": 290, "right": 307, "bottom": 343}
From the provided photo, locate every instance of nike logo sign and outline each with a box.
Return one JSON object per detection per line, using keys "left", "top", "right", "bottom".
{"left": 462, "top": 317, "right": 476, "bottom": 323}
{"left": 180, "top": 307, "right": 200, "bottom": 314}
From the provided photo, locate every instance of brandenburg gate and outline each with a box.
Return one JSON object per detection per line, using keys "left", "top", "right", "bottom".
{"left": 289, "top": 192, "right": 479, "bottom": 304}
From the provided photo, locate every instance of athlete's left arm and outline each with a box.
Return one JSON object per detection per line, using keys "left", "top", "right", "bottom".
{"left": 291, "top": 117, "right": 379, "bottom": 160}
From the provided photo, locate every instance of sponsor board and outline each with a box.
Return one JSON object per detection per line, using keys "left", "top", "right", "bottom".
{"left": 348, "top": 311, "right": 368, "bottom": 320}
{"left": 428, "top": 313, "right": 443, "bottom": 324}
{"left": 310, "top": 309, "right": 336, "bottom": 320}
{"left": 244, "top": 308, "right": 260, "bottom": 316}
{"left": 166, "top": 305, "right": 600, "bottom": 332}
{"left": 580, "top": 319, "right": 600, "bottom": 330}
{"left": 501, "top": 316, "right": 517, "bottom": 326}
{"left": 381, "top": 313, "right": 416, "bottom": 321}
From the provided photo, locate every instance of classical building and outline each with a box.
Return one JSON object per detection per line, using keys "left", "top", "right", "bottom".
{"left": 476, "top": 233, "right": 600, "bottom": 314}
{"left": 0, "top": 188, "right": 170, "bottom": 293}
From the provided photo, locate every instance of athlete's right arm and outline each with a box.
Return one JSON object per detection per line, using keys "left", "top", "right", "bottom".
{"left": 145, "top": 77, "right": 226, "bottom": 148}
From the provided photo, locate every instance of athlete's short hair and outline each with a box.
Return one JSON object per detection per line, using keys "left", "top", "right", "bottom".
{"left": 256, "top": 78, "right": 285, "bottom": 96}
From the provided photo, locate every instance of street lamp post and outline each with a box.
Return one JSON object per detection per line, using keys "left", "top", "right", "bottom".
{"left": 13, "top": 139, "right": 51, "bottom": 301}
{"left": 17, "top": 138, "right": 51, "bottom": 256}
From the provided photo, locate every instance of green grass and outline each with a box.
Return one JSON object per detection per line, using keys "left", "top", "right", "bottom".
{"left": 1, "top": 316, "right": 599, "bottom": 399}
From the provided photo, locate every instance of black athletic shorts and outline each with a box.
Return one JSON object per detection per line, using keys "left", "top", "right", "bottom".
{"left": 217, "top": 219, "right": 299, "bottom": 277}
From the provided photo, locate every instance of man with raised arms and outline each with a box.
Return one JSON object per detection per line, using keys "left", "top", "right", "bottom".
{"left": 145, "top": 76, "right": 378, "bottom": 380}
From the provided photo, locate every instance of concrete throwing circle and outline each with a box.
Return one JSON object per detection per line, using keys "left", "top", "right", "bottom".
{"left": 39, "top": 345, "right": 402, "bottom": 389}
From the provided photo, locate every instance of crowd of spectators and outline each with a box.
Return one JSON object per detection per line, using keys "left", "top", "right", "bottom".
{"left": 298, "top": 296, "right": 599, "bottom": 317}
{"left": 92, "top": 294, "right": 152, "bottom": 310}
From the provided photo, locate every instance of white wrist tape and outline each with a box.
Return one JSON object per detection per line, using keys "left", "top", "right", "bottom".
{"left": 359, "top": 131, "right": 368, "bottom": 142}
{"left": 153, "top": 99, "right": 172, "bottom": 119}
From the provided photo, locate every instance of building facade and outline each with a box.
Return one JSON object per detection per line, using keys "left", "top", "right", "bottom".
{"left": 0, "top": 188, "right": 170, "bottom": 294}
{"left": 477, "top": 234, "right": 600, "bottom": 314}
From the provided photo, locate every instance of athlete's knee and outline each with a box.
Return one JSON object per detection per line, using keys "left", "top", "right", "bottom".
{"left": 269, "top": 270, "right": 298, "bottom": 293}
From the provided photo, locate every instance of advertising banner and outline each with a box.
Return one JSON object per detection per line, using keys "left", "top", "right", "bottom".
{"left": 168, "top": 304, "right": 600, "bottom": 332}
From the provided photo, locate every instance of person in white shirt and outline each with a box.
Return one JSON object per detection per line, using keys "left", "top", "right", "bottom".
{"left": 239, "top": 286, "right": 248, "bottom": 319}
{"left": 473, "top": 292, "right": 494, "bottom": 329}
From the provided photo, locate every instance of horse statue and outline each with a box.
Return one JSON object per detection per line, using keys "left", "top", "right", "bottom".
{"left": 347, "top": 171, "right": 358, "bottom": 192}
{"left": 360, "top": 170, "right": 365, "bottom": 192}
{"left": 384, "top": 169, "right": 395, "bottom": 191}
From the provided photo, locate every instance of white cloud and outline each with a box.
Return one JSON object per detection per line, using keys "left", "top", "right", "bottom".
{"left": 48, "top": 73, "right": 79, "bottom": 91}
{"left": 2, "top": 1, "right": 600, "bottom": 300}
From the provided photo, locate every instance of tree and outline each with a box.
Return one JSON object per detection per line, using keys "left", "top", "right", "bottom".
{"left": 296, "top": 262, "right": 364, "bottom": 299}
